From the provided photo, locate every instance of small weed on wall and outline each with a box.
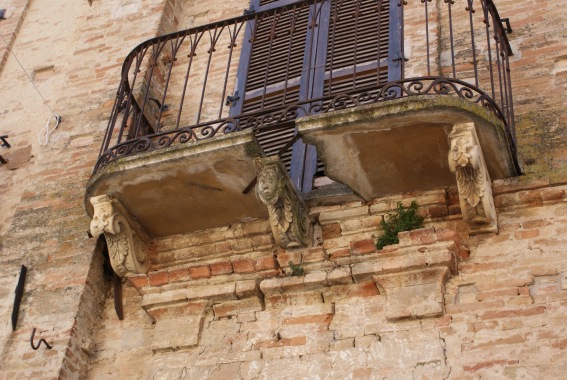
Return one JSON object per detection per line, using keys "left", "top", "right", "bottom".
{"left": 374, "top": 201, "right": 424, "bottom": 250}
{"left": 289, "top": 262, "right": 305, "bottom": 276}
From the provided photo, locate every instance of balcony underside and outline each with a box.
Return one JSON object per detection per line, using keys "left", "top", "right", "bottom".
{"left": 298, "top": 96, "right": 520, "bottom": 201}
{"left": 85, "top": 130, "right": 267, "bottom": 238}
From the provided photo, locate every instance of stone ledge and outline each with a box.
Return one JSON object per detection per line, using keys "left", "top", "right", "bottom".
{"left": 140, "top": 224, "right": 464, "bottom": 349}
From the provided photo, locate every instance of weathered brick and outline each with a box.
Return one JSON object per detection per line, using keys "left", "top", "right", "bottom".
{"left": 409, "top": 227, "right": 437, "bottom": 245}
{"left": 168, "top": 267, "right": 191, "bottom": 283}
{"left": 464, "top": 359, "right": 520, "bottom": 372}
{"left": 542, "top": 187, "right": 566, "bottom": 202}
{"left": 282, "top": 314, "right": 332, "bottom": 325}
{"left": 328, "top": 248, "right": 350, "bottom": 261}
{"left": 255, "top": 255, "right": 278, "bottom": 270}
{"left": 213, "top": 297, "right": 263, "bottom": 318}
{"left": 189, "top": 265, "right": 211, "bottom": 279}
{"left": 276, "top": 251, "right": 302, "bottom": 266}
{"left": 479, "top": 306, "right": 546, "bottom": 320}
{"left": 127, "top": 274, "right": 149, "bottom": 289}
{"left": 253, "top": 336, "right": 306, "bottom": 350}
{"left": 350, "top": 239, "right": 376, "bottom": 255}
{"left": 322, "top": 222, "right": 342, "bottom": 239}
{"left": 302, "top": 248, "right": 327, "bottom": 263}
{"left": 148, "top": 271, "right": 169, "bottom": 286}
{"left": 232, "top": 258, "right": 256, "bottom": 274}
{"left": 514, "top": 229, "right": 540, "bottom": 240}
{"left": 210, "top": 261, "right": 233, "bottom": 276}
{"left": 319, "top": 206, "right": 369, "bottom": 223}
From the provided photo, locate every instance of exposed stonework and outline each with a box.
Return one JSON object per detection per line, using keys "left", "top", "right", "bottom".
{"left": 90, "top": 195, "right": 149, "bottom": 277}
{"left": 448, "top": 122, "right": 498, "bottom": 234}
{"left": 254, "top": 156, "right": 313, "bottom": 248}
{"left": 1, "top": 0, "right": 567, "bottom": 379}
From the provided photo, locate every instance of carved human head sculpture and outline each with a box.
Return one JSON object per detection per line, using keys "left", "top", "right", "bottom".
{"left": 256, "top": 164, "right": 280, "bottom": 205}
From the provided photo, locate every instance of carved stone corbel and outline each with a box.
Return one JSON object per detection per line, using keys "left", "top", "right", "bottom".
{"left": 448, "top": 123, "right": 497, "bottom": 234}
{"left": 89, "top": 195, "right": 149, "bottom": 277}
{"left": 254, "top": 156, "right": 313, "bottom": 248}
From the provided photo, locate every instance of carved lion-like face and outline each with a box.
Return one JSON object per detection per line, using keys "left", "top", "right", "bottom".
{"left": 257, "top": 167, "right": 279, "bottom": 203}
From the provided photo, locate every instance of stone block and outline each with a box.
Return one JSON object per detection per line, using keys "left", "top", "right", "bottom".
{"left": 318, "top": 206, "right": 369, "bottom": 223}
{"left": 142, "top": 289, "right": 187, "bottom": 310}
{"left": 302, "top": 248, "right": 327, "bottom": 263}
{"left": 236, "top": 280, "right": 260, "bottom": 298}
{"left": 280, "top": 276, "right": 305, "bottom": 292}
{"left": 259, "top": 278, "right": 283, "bottom": 295}
{"left": 374, "top": 267, "right": 450, "bottom": 321}
{"left": 304, "top": 270, "right": 328, "bottom": 289}
{"left": 328, "top": 267, "right": 352, "bottom": 285}
{"left": 186, "top": 283, "right": 236, "bottom": 302}
{"left": 152, "top": 314, "right": 204, "bottom": 351}
{"left": 213, "top": 296, "right": 263, "bottom": 318}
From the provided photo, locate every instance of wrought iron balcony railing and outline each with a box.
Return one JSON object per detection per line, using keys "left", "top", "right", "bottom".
{"left": 94, "top": 0, "right": 515, "bottom": 176}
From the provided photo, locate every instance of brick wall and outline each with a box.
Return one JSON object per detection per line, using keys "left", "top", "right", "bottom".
{"left": 0, "top": 1, "right": 172, "bottom": 378}
{"left": 0, "top": 0, "right": 566, "bottom": 379}
{"left": 86, "top": 179, "right": 567, "bottom": 378}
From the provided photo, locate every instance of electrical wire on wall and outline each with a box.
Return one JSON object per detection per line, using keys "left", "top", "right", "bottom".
{"left": 0, "top": 32, "right": 61, "bottom": 145}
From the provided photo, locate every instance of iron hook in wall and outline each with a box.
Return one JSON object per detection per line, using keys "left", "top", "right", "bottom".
{"left": 30, "top": 328, "right": 53, "bottom": 350}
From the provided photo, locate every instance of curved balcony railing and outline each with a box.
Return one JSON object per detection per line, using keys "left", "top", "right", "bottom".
{"left": 94, "top": 0, "right": 515, "bottom": 173}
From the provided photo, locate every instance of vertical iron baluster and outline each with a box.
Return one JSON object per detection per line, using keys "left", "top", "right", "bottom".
{"left": 327, "top": 0, "right": 341, "bottom": 95}
{"left": 400, "top": 0, "right": 405, "bottom": 80}
{"left": 444, "top": 0, "right": 456, "bottom": 78}
{"left": 117, "top": 48, "right": 146, "bottom": 142}
{"left": 422, "top": 0, "right": 432, "bottom": 76}
{"left": 376, "top": 0, "right": 384, "bottom": 86}
{"left": 282, "top": 5, "right": 302, "bottom": 103}
{"left": 196, "top": 27, "right": 222, "bottom": 124}
{"left": 499, "top": 26, "right": 511, "bottom": 129}
{"left": 481, "top": 0, "right": 495, "bottom": 101}
{"left": 304, "top": 1, "right": 319, "bottom": 100}
{"left": 504, "top": 47, "right": 515, "bottom": 143}
{"left": 176, "top": 33, "right": 202, "bottom": 130}
{"left": 100, "top": 81, "right": 124, "bottom": 157}
{"left": 490, "top": 8, "right": 505, "bottom": 119}
{"left": 259, "top": 11, "right": 280, "bottom": 110}
{"left": 466, "top": 0, "right": 479, "bottom": 87}
{"left": 239, "top": 13, "right": 261, "bottom": 117}
{"left": 156, "top": 37, "right": 184, "bottom": 132}
{"left": 219, "top": 22, "right": 243, "bottom": 119}
{"left": 134, "top": 42, "right": 165, "bottom": 138}
{"left": 352, "top": 0, "right": 361, "bottom": 90}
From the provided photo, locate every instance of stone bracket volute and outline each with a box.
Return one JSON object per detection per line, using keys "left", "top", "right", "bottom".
{"left": 448, "top": 122, "right": 497, "bottom": 234}
{"left": 254, "top": 156, "right": 313, "bottom": 248}
{"left": 89, "top": 195, "right": 149, "bottom": 277}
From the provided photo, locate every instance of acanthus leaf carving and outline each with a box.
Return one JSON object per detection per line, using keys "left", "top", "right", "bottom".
{"left": 448, "top": 123, "right": 497, "bottom": 234}
{"left": 89, "top": 195, "right": 149, "bottom": 277}
{"left": 254, "top": 157, "right": 313, "bottom": 248}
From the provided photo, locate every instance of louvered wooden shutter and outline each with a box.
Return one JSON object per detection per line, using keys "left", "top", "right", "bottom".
{"left": 237, "top": 0, "right": 391, "bottom": 185}
{"left": 325, "top": 0, "right": 390, "bottom": 95}
{"left": 241, "top": 2, "right": 311, "bottom": 170}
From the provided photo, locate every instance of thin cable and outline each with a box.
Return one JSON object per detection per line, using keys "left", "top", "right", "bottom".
{"left": 0, "top": 32, "right": 57, "bottom": 116}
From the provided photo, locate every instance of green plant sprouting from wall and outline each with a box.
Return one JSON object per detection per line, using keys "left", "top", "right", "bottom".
{"left": 289, "top": 261, "right": 305, "bottom": 276}
{"left": 374, "top": 201, "right": 424, "bottom": 250}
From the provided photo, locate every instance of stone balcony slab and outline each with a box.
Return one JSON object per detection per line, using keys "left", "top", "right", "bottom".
{"left": 85, "top": 129, "right": 267, "bottom": 237}
{"left": 297, "top": 96, "right": 519, "bottom": 200}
